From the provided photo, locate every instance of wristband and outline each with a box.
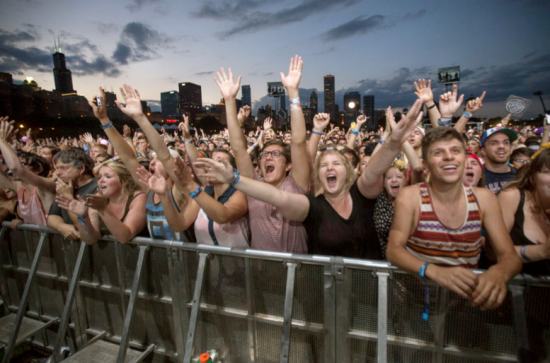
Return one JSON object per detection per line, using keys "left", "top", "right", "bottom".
{"left": 290, "top": 103, "right": 301, "bottom": 111}
{"left": 463, "top": 112, "right": 472, "bottom": 118}
{"left": 379, "top": 139, "right": 385, "bottom": 145}
{"left": 101, "top": 121, "right": 113, "bottom": 130}
{"left": 289, "top": 97, "right": 300, "bottom": 105}
{"left": 427, "top": 103, "right": 436, "bottom": 110}
{"left": 231, "top": 168, "right": 241, "bottom": 185}
{"left": 251, "top": 144, "right": 256, "bottom": 148}
{"left": 419, "top": 262, "right": 430, "bottom": 278}
{"left": 520, "top": 245, "right": 532, "bottom": 262}
{"left": 351, "top": 129, "right": 359, "bottom": 135}
{"left": 397, "top": 154, "right": 404, "bottom": 158}
{"left": 438, "top": 118, "right": 452, "bottom": 127}
{"left": 311, "top": 130, "right": 324, "bottom": 136}
{"left": 189, "top": 184, "right": 202, "bottom": 199}
{"left": 78, "top": 212, "right": 89, "bottom": 234}
{"left": 184, "top": 140, "right": 194, "bottom": 145}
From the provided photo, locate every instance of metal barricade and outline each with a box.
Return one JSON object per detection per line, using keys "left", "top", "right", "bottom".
{"left": 1, "top": 222, "right": 549, "bottom": 363}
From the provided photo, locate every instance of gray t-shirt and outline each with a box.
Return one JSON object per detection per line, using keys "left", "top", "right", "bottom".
{"left": 49, "top": 178, "right": 98, "bottom": 224}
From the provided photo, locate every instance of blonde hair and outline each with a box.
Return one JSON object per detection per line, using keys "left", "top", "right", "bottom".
{"left": 95, "top": 161, "right": 139, "bottom": 197}
{"left": 313, "top": 149, "right": 355, "bottom": 193}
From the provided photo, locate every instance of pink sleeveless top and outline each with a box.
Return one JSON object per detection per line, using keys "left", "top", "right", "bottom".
{"left": 17, "top": 187, "right": 48, "bottom": 226}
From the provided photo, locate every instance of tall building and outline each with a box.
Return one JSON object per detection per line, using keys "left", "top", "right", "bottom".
{"left": 310, "top": 91, "right": 318, "bottom": 115}
{"left": 324, "top": 75, "right": 335, "bottom": 120}
{"left": 52, "top": 39, "right": 75, "bottom": 95}
{"left": 161, "top": 91, "right": 180, "bottom": 121}
{"left": 363, "top": 95, "right": 375, "bottom": 130}
{"left": 344, "top": 92, "right": 361, "bottom": 126}
{"left": 178, "top": 82, "right": 202, "bottom": 121}
{"left": 241, "top": 85, "right": 251, "bottom": 106}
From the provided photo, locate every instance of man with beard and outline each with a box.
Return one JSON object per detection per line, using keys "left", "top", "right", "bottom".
{"left": 481, "top": 127, "right": 518, "bottom": 194}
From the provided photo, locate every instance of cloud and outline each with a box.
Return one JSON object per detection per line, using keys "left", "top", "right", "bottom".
{"left": 313, "top": 46, "right": 336, "bottom": 55}
{"left": 0, "top": 27, "right": 120, "bottom": 78}
{"left": 321, "top": 15, "right": 385, "bottom": 41}
{"left": 112, "top": 22, "right": 174, "bottom": 64}
{"left": 194, "top": 71, "right": 214, "bottom": 76}
{"left": 94, "top": 22, "right": 120, "bottom": 35}
{"left": 206, "top": 0, "right": 364, "bottom": 38}
{"left": 126, "top": 0, "right": 161, "bottom": 11}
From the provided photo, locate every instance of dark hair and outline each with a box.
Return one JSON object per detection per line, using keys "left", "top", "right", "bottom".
{"left": 341, "top": 147, "right": 360, "bottom": 167}
{"left": 508, "top": 148, "right": 550, "bottom": 194}
{"left": 259, "top": 139, "right": 291, "bottom": 163}
{"left": 54, "top": 148, "right": 94, "bottom": 177}
{"left": 212, "top": 149, "right": 237, "bottom": 168}
{"left": 41, "top": 146, "right": 60, "bottom": 162}
{"left": 422, "top": 127, "right": 465, "bottom": 158}
{"left": 18, "top": 152, "right": 50, "bottom": 177}
{"left": 510, "top": 147, "right": 534, "bottom": 164}
{"left": 95, "top": 152, "right": 111, "bottom": 163}
{"left": 364, "top": 142, "right": 377, "bottom": 157}
{"left": 524, "top": 136, "right": 541, "bottom": 148}
{"left": 137, "top": 135, "right": 148, "bottom": 142}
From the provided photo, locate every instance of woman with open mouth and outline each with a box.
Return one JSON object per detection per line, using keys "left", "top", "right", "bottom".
{"left": 463, "top": 151, "right": 484, "bottom": 187}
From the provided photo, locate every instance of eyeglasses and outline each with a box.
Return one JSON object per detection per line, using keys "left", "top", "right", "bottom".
{"left": 513, "top": 159, "right": 530, "bottom": 164}
{"left": 260, "top": 150, "right": 283, "bottom": 159}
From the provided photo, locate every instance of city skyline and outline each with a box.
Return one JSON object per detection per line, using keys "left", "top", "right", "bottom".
{"left": 1, "top": 0, "right": 549, "bottom": 119}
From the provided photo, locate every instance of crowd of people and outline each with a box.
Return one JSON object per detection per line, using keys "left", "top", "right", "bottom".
{"left": 0, "top": 56, "right": 548, "bottom": 313}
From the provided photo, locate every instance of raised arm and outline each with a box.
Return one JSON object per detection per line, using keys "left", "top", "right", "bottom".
{"left": 281, "top": 55, "right": 310, "bottom": 190}
{"left": 194, "top": 157, "right": 309, "bottom": 222}
{"left": 214, "top": 68, "right": 254, "bottom": 178}
{"left": 358, "top": 101, "right": 423, "bottom": 198}
{"left": 347, "top": 114, "right": 367, "bottom": 149}
{"left": 307, "top": 113, "right": 330, "bottom": 166}
{"left": 402, "top": 140, "right": 424, "bottom": 184}
{"left": 89, "top": 87, "right": 143, "bottom": 188}
{"left": 455, "top": 91, "right": 486, "bottom": 134}
{"left": 178, "top": 115, "right": 207, "bottom": 185}
{"left": 0, "top": 119, "right": 56, "bottom": 193}
{"left": 414, "top": 79, "right": 441, "bottom": 128}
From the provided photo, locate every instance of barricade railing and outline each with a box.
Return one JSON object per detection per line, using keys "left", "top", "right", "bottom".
{"left": 0, "top": 222, "right": 549, "bottom": 362}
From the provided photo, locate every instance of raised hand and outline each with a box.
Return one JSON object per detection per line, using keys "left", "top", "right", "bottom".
{"left": 313, "top": 113, "right": 330, "bottom": 131}
{"left": 355, "top": 114, "right": 368, "bottom": 129}
{"left": 414, "top": 79, "right": 434, "bottom": 104}
{"left": 387, "top": 100, "right": 423, "bottom": 145}
{"left": 0, "top": 119, "right": 16, "bottom": 142}
{"left": 465, "top": 91, "right": 486, "bottom": 114}
{"left": 82, "top": 132, "right": 94, "bottom": 145}
{"left": 56, "top": 179, "right": 74, "bottom": 199}
{"left": 85, "top": 190, "right": 108, "bottom": 212}
{"left": 193, "top": 157, "right": 235, "bottom": 184}
{"left": 173, "top": 156, "right": 196, "bottom": 190}
{"left": 55, "top": 195, "right": 88, "bottom": 217}
{"left": 136, "top": 166, "right": 167, "bottom": 195}
{"left": 501, "top": 113, "right": 511, "bottom": 128}
{"left": 439, "top": 85, "right": 464, "bottom": 118}
{"left": 116, "top": 84, "right": 144, "bottom": 119}
{"left": 213, "top": 67, "right": 241, "bottom": 100}
{"left": 263, "top": 117, "right": 273, "bottom": 131}
{"left": 280, "top": 55, "right": 303, "bottom": 91}
{"left": 237, "top": 105, "right": 251, "bottom": 127}
{"left": 88, "top": 87, "right": 108, "bottom": 120}
{"left": 179, "top": 114, "right": 192, "bottom": 139}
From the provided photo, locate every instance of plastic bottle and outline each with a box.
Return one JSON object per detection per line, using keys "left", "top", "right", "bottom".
{"left": 198, "top": 353, "right": 212, "bottom": 363}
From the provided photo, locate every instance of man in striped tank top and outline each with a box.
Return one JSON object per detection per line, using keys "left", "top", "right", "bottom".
{"left": 388, "top": 127, "right": 522, "bottom": 310}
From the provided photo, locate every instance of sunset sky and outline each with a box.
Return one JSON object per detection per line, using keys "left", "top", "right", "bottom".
{"left": 1, "top": 0, "right": 549, "bottom": 118}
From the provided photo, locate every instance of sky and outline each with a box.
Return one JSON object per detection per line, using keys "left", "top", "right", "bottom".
{"left": 1, "top": 0, "right": 550, "bottom": 119}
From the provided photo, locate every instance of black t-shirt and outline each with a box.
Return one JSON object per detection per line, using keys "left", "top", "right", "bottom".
{"left": 303, "top": 181, "right": 382, "bottom": 259}
{"left": 484, "top": 165, "right": 515, "bottom": 194}
{"left": 49, "top": 178, "right": 98, "bottom": 224}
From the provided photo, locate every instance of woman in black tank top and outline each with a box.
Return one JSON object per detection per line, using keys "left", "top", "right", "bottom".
{"left": 498, "top": 148, "right": 550, "bottom": 275}
{"left": 55, "top": 161, "right": 147, "bottom": 244}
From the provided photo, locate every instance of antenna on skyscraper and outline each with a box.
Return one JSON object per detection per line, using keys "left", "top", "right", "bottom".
{"left": 53, "top": 35, "right": 57, "bottom": 53}
{"left": 58, "top": 37, "right": 62, "bottom": 53}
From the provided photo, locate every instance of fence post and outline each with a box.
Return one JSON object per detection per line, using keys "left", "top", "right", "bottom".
{"left": 323, "top": 264, "right": 336, "bottom": 363}
{"left": 433, "top": 287, "right": 448, "bottom": 363}
{"left": 280, "top": 262, "right": 298, "bottom": 363}
{"left": 167, "top": 247, "right": 190, "bottom": 362}
{"left": 376, "top": 271, "right": 390, "bottom": 363}
{"left": 0, "top": 227, "right": 12, "bottom": 311}
{"left": 245, "top": 257, "right": 257, "bottom": 362}
{"left": 334, "top": 258, "right": 351, "bottom": 363}
{"left": 510, "top": 284, "right": 530, "bottom": 362}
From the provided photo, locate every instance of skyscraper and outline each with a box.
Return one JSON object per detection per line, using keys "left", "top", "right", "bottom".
{"left": 363, "top": 95, "right": 375, "bottom": 129}
{"left": 52, "top": 39, "right": 75, "bottom": 95}
{"left": 178, "top": 82, "right": 202, "bottom": 121}
{"left": 324, "top": 75, "right": 335, "bottom": 120}
{"left": 344, "top": 92, "right": 361, "bottom": 126}
{"left": 310, "top": 91, "right": 318, "bottom": 115}
{"left": 161, "top": 91, "right": 179, "bottom": 121}
{"left": 241, "top": 85, "right": 251, "bottom": 106}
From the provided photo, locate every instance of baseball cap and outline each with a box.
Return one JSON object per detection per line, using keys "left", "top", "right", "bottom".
{"left": 480, "top": 127, "right": 517, "bottom": 147}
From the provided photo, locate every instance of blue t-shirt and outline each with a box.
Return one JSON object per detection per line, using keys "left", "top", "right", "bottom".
{"left": 484, "top": 166, "right": 516, "bottom": 194}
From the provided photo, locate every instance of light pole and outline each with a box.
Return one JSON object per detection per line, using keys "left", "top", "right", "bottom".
{"left": 534, "top": 91, "right": 548, "bottom": 114}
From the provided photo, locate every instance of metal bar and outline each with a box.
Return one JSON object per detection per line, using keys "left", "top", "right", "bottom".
{"left": 183, "top": 252, "right": 209, "bottom": 363}
{"left": 70, "top": 240, "right": 89, "bottom": 347}
{"left": 433, "top": 287, "right": 449, "bottom": 363}
{"left": 509, "top": 285, "right": 530, "bottom": 362}
{"left": 23, "top": 230, "right": 47, "bottom": 335}
{"left": 1, "top": 232, "right": 46, "bottom": 363}
{"left": 114, "top": 241, "right": 128, "bottom": 319}
{"left": 376, "top": 272, "right": 390, "bottom": 363}
{"left": 279, "top": 262, "right": 298, "bottom": 363}
{"left": 51, "top": 241, "right": 87, "bottom": 363}
{"left": 335, "top": 264, "right": 351, "bottom": 362}
{"left": 167, "top": 248, "right": 188, "bottom": 362}
{"left": 0, "top": 227, "right": 12, "bottom": 310}
{"left": 117, "top": 244, "right": 149, "bottom": 363}
{"left": 245, "top": 258, "right": 257, "bottom": 363}
{"left": 323, "top": 264, "right": 336, "bottom": 362}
